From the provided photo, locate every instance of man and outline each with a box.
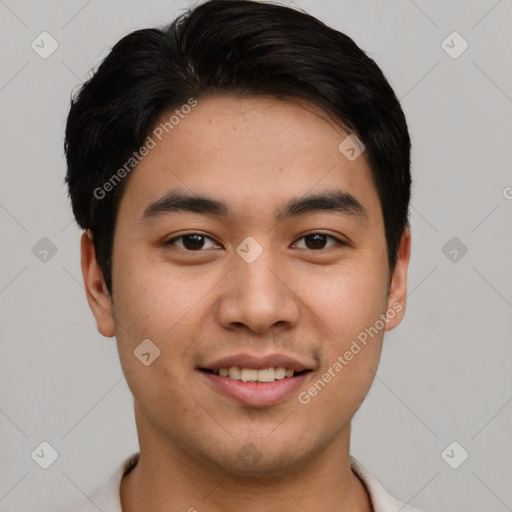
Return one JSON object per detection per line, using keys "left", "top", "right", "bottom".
{"left": 65, "top": 1, "right": 421, "bottom": 510}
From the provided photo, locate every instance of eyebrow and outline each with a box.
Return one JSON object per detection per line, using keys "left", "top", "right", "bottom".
{"left": 141, "top": 189, "right": 367, "bottom": 223}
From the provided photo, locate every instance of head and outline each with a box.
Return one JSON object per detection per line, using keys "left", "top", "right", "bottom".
{"left": 66, "top": 0, "right": 411, "bottom": 476}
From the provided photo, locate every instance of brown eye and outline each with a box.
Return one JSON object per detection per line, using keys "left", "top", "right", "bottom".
{"left": 294, "top": 233, "right": 341, "bottom": 250}
{"left": 166, "top": 234, "right": 220, "bottom": 251}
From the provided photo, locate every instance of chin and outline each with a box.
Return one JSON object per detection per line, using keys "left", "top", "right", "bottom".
{"left": 199, "top": 438, "right": 312, "bottom": 479}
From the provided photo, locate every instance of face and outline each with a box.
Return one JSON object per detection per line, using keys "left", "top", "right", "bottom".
{"left": 82, "top": 95, "right": 410, "bottom": 476}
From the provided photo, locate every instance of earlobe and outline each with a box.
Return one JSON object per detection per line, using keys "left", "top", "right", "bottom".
{"left": 385, "top": 228, "right": 411, "bottom": 331}
{"left": 80, "top": 231, "right": 115, "bottom": 338}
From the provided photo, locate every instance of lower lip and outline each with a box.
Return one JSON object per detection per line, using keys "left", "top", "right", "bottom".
{"left": 200, "top": 371, "right": 310, "bottom": 407}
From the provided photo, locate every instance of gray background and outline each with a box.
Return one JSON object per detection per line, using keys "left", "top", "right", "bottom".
{"left": 1, "top": 0, "right": 511, "bottom": 511}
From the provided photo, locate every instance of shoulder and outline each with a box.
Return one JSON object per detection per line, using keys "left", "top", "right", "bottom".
{"left": 66, "top": 453, "right": 140, "bottom": 512}
{"left": 350, "top": 456, "right": 426, "bottom": 512}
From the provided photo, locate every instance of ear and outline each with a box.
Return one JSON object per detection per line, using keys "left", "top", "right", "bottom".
{"left": 80, "top": 231, "right": 115, "bottom": 338}
{"left": 385, "top": 228, "right": 411, "bottom": 331}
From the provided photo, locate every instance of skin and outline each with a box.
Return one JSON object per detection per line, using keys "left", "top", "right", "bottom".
{"left": 81, "top": 95, "right": 411, "bottom": 512}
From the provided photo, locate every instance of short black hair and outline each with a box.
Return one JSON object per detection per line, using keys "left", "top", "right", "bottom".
{"left": 65, "top": 0, "right": 411, "bottom": 296}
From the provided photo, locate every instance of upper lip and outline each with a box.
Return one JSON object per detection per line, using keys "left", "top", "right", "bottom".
{"left": 200, "top": 353, "right": 314, "bottom": 373}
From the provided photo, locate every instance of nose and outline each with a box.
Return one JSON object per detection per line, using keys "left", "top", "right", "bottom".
{"left": 215, "top": 242, "right": 301, "bottom": 335}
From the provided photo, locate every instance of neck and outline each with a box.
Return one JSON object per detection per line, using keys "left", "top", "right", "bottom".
{"left": 120, "top": 411, "right": 373, "bottom": 512}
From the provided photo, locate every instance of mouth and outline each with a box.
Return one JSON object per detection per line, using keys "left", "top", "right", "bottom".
{"left": 198, "top": 354, "right": 314, "bottom": 407}
{"left": 200, "top": 366, "right": 311, "bottom": 383}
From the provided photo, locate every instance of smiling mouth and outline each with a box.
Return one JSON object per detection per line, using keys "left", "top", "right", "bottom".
{"left": 199, "top": 367, "right": 311, "bottom": 383}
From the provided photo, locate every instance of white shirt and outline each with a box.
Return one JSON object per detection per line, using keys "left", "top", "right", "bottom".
{"left": 67, "top": 452, "right": 424, "bottom": 512}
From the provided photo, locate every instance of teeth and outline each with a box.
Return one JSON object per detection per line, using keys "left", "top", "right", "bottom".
{"left": 215, "top": 366, "right": 297, "bottom": 382}
{"left": 228, "top": 367, "right": 241, "bottom": 380}
{"left": 255, "top": 368, "right": 274, "bottom": 383}
{"left": 240, "top": 368, "right": 258, "bottom": 382}
{"left": 274, "top": 367, "right": 286, "bottom": 380}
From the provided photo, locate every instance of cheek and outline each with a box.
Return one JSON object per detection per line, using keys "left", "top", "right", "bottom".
{"left": 295, "top": 258, "right": 388, "bottom": 400}
{"left": 297, "top": 259, "right": 389, "bottom": 339}
{"left": 299, "top": 271, "right": 386, "bottom": 422}
{"left": 111, "top": 261, "right": 200, "bottom": 412}
{"left": 111, "top": 255, "right": 223, "bottom": 377}
{"left": 112, "top": 255, "right": 198, "bottom": 335}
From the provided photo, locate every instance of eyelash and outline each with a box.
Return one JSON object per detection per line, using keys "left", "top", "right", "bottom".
{"left": 164, "top": 232, "right": 345, "bottom": 251}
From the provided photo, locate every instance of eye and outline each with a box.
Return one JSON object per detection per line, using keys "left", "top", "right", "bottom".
{"left": 293, "top": 233, "right": 343, "bottom": 250}
{"left": 165, "top": 232, "right": 345, "bottom": 252}
{"left": 165, "top": 233, "right": 221, "bottom": 251}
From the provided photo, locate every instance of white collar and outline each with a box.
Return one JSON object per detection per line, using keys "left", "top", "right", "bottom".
{"left": 76, "top": 452, "right": 423, "bottom": 512}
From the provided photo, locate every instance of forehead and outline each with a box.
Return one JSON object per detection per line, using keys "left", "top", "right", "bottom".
{"left": 117, "top": 95, "right": 381, "bottom": 225}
